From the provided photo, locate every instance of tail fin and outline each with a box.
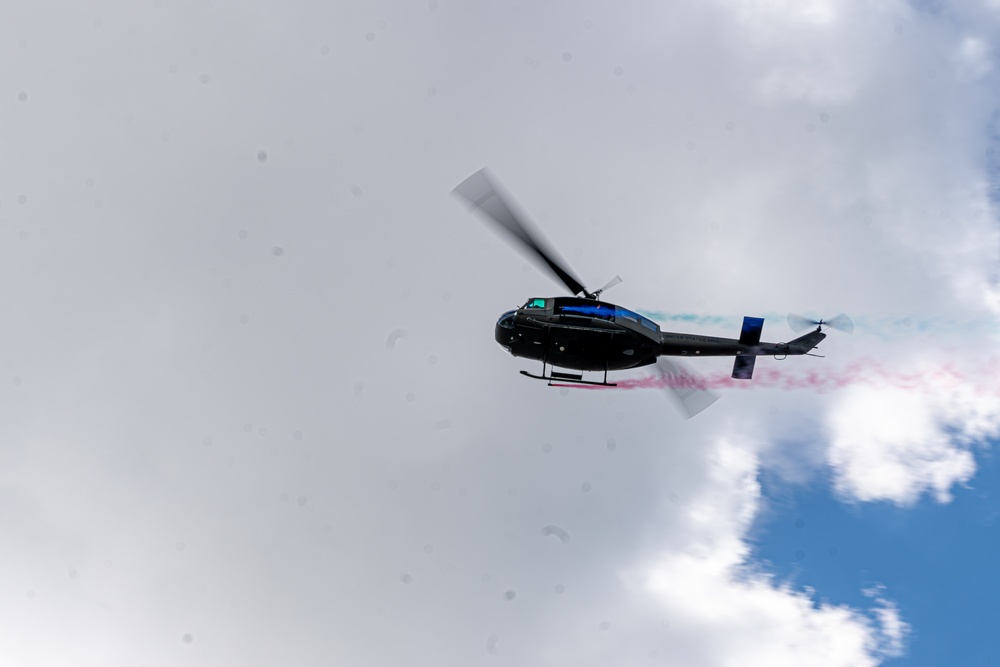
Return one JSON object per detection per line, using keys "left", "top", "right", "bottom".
{"left": 732, "top": 355, "right": 756, "bottom": 379}
{"left": 787, "top": 329, "right": 826, "bottom": 355}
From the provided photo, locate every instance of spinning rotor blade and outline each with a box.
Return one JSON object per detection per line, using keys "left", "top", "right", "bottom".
{"left": 592, "top": 275, "right": 622, "bottom": 299}
{"left": 787, "top": 312, "right": 854, "bottom": 334}
{"left": 655, "top": 358, "right": 719, "bottom": 419}
{"left": 453, "top": 169, "right": 587, "bottom": 297}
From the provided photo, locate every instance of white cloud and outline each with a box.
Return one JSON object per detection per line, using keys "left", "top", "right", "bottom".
{"left": 954, "top": 36, "right": 994, "bottom": 82}
{"left": 826, "top": 382, "right": 1000, "bottom": 504}
{"left": 637, "top": 437, "right": 906, "bottom": 667}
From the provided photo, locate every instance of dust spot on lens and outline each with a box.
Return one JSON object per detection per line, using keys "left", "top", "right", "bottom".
{"left": 541, "top": 442, "right": 552, "bottom": 453}
{"left": 176, "top": 542, "right": 186, "bottom": 552}
{"left": 562, "top": 52, "right": 572, "bottom": 62}
{"left": 554, "top": 583, "right": 565, "bottom": 593}
{"left": 406, "top": 392, "right": 416, "bottom": 403}
{"left": 199, "top": 74, "right": 210, "bottom": 84}
{"left": 271, "top": 246, "right": 284, "bottom": 257}
{"left": 427, "top": 86, "right": 437, "bottom": 97}
{"left": 486, "top": 634, "right": 498, "bottom": 654}
{"left": 279, "top": 492, "right": 289, "bottom": 502}
{"left": 68, "top": 568, "right": 78, "bottom": 579}
{"left": 320, "top": 45, "right": 330, "bottom": 55}
{"left": 433, "top": 419, "right": 451, "bottom": 430}
{"left": 504, "top": 590, "right": 516, "bottom": 601}
{"left": 297, "top": 495, "right": 308, "bottom": 506}
{"left": 614, "top": 66, "right": 623, "bottom": 76}
{"left": 353, "top": 381, "right": 364, "bottom": 396}
{"left": 599, "top": 621, "right": 610, "bottom": 631}
{"left": 581, "top": 482, "right": 592, "bottom": 493}
{"left": 541, "top": 525, "right": 571, "bottom": 543}
{"left": 183, "top": 633, "right": 193, "bottom": 644}
{"left": 350, "top": 185, "right": 363, "bottom": 198}
{"left": 794, "top": 518, "right": 805, "bottom": 529}
{"left": 18, "top": 91, "right": 27, "bottom": 102}
{"left": 400, "top": 573, "right": 412, "bottom": 584}
{"left": 385, "top": 329, "right": 408, "bottom": 349}
{"left": 726, "top": 121, "right": 736, "bottom": 131}
{"left": 606, "top": 438, "right": 616, "bottom": 452}
{"left": 365, "top": 32, "right": 375, "bottom": 42}
{"left": 820, "top": 111, "right": 830, "bottom": 123}
{"left": 17, "top": 195, "right": 27, "bottom": 204}
{"left": 257, "top": 150, "right": 268, "bottom": 162}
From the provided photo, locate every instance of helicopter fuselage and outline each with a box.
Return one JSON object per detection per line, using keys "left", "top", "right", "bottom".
{"left": 495, "top": 296, "right": 663, "bottom": 372}
{"left": 495, "top": 296, "right": 827, "bottom": 375}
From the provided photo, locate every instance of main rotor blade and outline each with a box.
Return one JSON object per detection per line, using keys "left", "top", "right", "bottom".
{"left": 453, "top": 169, "right": 587, "bottom": 297}
{"left": 593, "top": 275, "right": 622, "bottom": 298}
{"left": 655, "top": 358, "right": 719, "bottom": 419}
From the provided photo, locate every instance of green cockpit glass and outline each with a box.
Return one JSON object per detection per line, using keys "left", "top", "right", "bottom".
{"left": 525, "top": 298, "right": 547, "bottom": 309}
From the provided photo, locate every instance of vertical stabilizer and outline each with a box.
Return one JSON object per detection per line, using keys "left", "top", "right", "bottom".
{"left": 732, "top": 355, "right": 756, "bottom": 379}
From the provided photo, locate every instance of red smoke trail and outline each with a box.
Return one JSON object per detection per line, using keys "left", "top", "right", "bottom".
{"left": 553, "top": 357, "right": 979, "bottom": 393}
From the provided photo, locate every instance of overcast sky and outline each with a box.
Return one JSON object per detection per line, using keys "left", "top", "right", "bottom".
{"left": 3, "top": 1, "right": 1000, "bottom": 665}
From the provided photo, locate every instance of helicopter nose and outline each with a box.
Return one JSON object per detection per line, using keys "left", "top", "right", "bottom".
{"left": 495, "top": 310, "right": 517, "bottom": 352}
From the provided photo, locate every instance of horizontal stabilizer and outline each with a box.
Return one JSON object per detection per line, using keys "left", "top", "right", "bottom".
{"left": 732, "top": 355, "right": 756, "bottom": 379}
{"left": 739, "top": 316, "right": 765, "bottom": 345}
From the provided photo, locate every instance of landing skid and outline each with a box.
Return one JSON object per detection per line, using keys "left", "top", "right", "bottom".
{"left": 520, "top": 364, "right": 617, "bottom": 387}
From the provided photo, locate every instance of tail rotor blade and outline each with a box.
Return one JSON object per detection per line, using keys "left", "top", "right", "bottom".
{"left": 825, "top": 313, "right": 854, "bottom": 334}
{"left": 452, "top": 169, "right": 587, "bottom": 297}
{"left": 787, "top": 312, "right": 854, "bottom": 334}
{"left": 655, "top": 358, "right": 719, "bottom": 419}
{"left": 787, "top": 313, "right": 817, "bottom": 333}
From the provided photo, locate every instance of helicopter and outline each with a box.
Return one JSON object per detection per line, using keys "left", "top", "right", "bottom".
{"left": 452, "top": 168, "right": 852, "bottom": 415}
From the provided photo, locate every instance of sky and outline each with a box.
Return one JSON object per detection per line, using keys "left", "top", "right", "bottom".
{"left": 2, "top": 0, "right": 1000, "bottom": 665}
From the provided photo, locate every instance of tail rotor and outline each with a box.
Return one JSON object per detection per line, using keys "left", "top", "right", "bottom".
{"left": 787, "top": 313, "right": 854, "bottom": 335}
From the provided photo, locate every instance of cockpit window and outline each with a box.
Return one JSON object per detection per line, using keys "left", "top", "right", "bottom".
{"left": 498, "top": 311, "right": 517, "bottom": 329}
{"left": 525, "top": 298, "right": 547, "bottom": 309}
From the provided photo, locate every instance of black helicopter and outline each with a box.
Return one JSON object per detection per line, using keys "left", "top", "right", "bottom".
{"left": 453, "top": 169, "right": 851, "bottom": 414}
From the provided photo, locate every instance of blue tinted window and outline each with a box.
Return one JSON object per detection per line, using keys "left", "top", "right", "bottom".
{"left": 616, "top": 307, "right": 659, "bottom": 331}
{"left": 557, "top": 303, "right": 615, "bottom": 320}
